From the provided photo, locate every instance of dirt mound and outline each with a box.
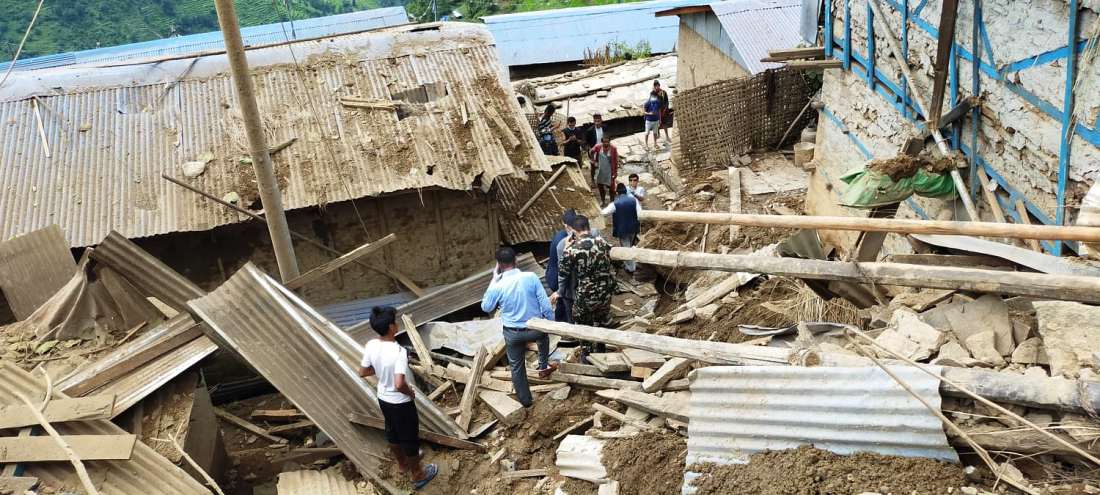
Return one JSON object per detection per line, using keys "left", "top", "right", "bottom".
{"left": 868, "top": 155, "right": 956, "bottom": 181}
{"left": 689, "top": 445, "right": 969, "bottom": 495}
{"left": 603, "top": 431, "right": 686, "bottom": 495}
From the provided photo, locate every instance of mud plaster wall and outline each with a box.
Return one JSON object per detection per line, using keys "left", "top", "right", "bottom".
{"left": 676, "top": 19, "right": 751, "bottom": 91}
{"left": 134, "top": 189, "right": 498, "bottom": 307}
{"left": 811, "top": 0, "right": 1100, "bottom": 256}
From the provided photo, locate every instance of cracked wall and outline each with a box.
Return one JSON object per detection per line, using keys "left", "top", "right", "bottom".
{"left": 812, "top": 0, "right": 1100, "bottom": 256}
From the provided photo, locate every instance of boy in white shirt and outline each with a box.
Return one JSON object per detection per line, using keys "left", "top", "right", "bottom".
{"left": 358, "top": 306, "right": 438, "bottom": 490}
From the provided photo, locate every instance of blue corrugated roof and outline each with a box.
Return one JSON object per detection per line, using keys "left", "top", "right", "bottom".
{"left": 3, "top": 7, "right": 408, "bottom": 72}
{"left": 318, "top": 291, "right": 420, "bottom": 329}
{"left": 483, "top": 0, "right": 708, "bottom": 67}
{"left": 680, "top": 1, "right": 801, "bottom": 75}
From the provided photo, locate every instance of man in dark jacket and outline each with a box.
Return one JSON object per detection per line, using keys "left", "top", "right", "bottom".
{"left": 601, "top": 183, "right": 641, "bottom": 273}
{"left": 545, "top": 209, "right": 576, "bottom": 322}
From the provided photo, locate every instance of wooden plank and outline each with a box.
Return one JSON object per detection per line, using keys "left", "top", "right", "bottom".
{"left": 284, "top": 234, "right": 397, "bottom": 289}
{"left": 0, "top": 395, "right": 116, "bottom": 430}
{"left": 558, "top": 362, "right": 603, "bottom": 377}
{"left": 642, "top": 358, "right": 692, "bottom": 393}
{"left": 439, "top": 363, "right": 513, "bottom": 393}
{"left": 638, "top": 209, "right": 1100, "bottom": 242}
{"left": 0, "top": 428, "right": 31, "bottom": 476}
{"left": 553, "top": 414, "right": 595, "bottom": 440}
{"left": 213, "top": 408, "right": 287, "bottom": 444}
{"left": 882, "top": 254, "right": 1013, "bottom": 270}
{"left": 595, "top": 390, "right": 688, "bottom": 423}
{"left": 587, "top": 353, "right": 629, "bottom": 373}
{"left": 613, "top": 247, "right": 1100, "bottom": 304}
{"left": 266, "top": 420, "right": 315, "bottom": 436}
{"left": 621, "top": 348, "right": 665, "bottom": 368}
{"left": 501, "top": 468, "right": 549, "bottom": 480}
{"left": 401, "top": 314, "right": 436, "bottom": 372}
{"left": 763, "top": 46, "right": 826, "bottom": 61}
{"left": 729, "top": 167, "right": 741, "bottom": 241}
{"left": 274, "top": 448, "right": 343, "bottom": 465}
{"left": 0, "top": 476, "right": 38, "bottom": 492}
{"left": 630, "top": 366, "right": 654, "bottom": 379}
{"left": 518, "top": 165, "right": 570, "bottom": 218}
{"left": 348, "top": 412, "right": 486, "bottom": 452}
{"left": 529, "top": 371, "right": 642, "bottom": 391}
{"left": 458, "top": 347, "right": 489, "bottom": 431}
{"left": 592, "top": 404, "right": 658, "bottom": 431}
{"left": 249, "top": 409, "right": 305, "bottom": 422}
{"left": 0, "top": 435, "right": 136, "bottom": 462}
{"left": 928, "top": 0, "right": 961, "bottom": 127}
{"left": 976, "top": 168, "right": 1011, "bottom": 244}
{"left": 478, "top": 390, "right": 525, "bottom": 426}
{"left": 1014, "top": 199, "right": 1044, "bottom": 252}
{"left": 427, "top": 381, "right": 452, "bottom": 401}
{"left": 785, "top": 59, "right": 843, "bottom": 70}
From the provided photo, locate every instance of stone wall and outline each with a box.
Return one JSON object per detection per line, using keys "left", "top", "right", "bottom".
{"left": 811, "top": 0, "right": 1100, "bottom": 257}
{"left": 676, "top": 20, "right": 751, "bottom": 91}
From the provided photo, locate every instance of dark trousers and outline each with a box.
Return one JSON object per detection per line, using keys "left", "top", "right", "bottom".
{"left": 378, "top": 399, "right": 419, "bottom": 457}
{"left": 554, "top": 296, "right": 574, "bottom": 323}
{"left": 503, "top": 327, "right": 550, "bottom": 407}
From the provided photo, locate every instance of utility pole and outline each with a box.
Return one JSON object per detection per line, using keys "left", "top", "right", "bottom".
{"left": 213, "top": 0, "right": 300, "bottom": 281}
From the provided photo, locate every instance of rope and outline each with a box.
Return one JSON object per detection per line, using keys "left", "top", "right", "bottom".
{"left": 0, "top": 0, "right": 45, "bottom": 90}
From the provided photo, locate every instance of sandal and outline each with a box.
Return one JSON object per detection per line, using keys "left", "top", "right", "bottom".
{"left": 414, "top": 463, "right": 438, "bottom": 491}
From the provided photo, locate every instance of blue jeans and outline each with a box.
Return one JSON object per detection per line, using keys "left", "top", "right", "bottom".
{"left": 503, "top": 327, "right": 550, "bottom": 407}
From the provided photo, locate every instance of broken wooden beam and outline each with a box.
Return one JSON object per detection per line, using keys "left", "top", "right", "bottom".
{"left": 284, "top": 234, "right": 397, "bottom": 289}
{"left": 785, "top": 59, "right": 843, "bottom": 70}
{"left": 592, "top": 403, "right": 658, "bottom": 431}
{"left": 501, "top": 468, "right": 550, "bottom": 480}
{"left": 478, "top": 390, "right": 525, "bottom": 426}
{"left": 530, "top": 371, "right": 643, "bottom": 391}
{"left": 612, "top": 247, "right": 1100, "bottom": 304}
{"left": 595, "top": 390, "right": 688, "bottom": 423}
{"left": 517, "top": 165, "right": 571, "bottom": 218}
{"left": 761, "top": 46, "right": 825, "bottom": 61}
{"left": 213, "top": 408, "right": 287, "bottom": 444}
{"left": 527, "top": 318, "right": 1100, "bottom": 414}
{"left": 0, "top": 435, "right": 136, "bottom": 463}
{"left": 458, "top": 347, "right": 489, "bottom": 431}
{"left": 401, "top": 314, "right": 436, "bottom": 372}
{"left": 0, "top": 395, "right": 116, "bottom": 430}
{"left": 553, "top": 414, "right": 595, "bottom": 440}
{"left": 638, "top": 210, "right": 1100, "bottom": 243}
{"left": 250, "top": 409, "right": 305, "bottom": 422}
{"left": 267, "top": 420, "right": 315, "bottom": 436}
{"left": 348, "top": 412, "right": 486, "bottom": 452}
{"left": 642, "top": 358, "right": 692, "bottom": 393}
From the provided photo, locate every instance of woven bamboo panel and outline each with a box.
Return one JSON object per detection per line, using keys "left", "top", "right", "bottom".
{"left": 676, "top": 68, "right": 815, "bottom": 172}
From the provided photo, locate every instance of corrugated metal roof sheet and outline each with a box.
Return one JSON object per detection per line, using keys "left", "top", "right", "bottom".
{"left": 94, "top": 336, "right": 217, "bottom": 418}
{"left": 0, "top": 361, "right": 210, "bottom": 494}
{"left": 483, "top": 0, "right": 706, "bottom": 66}
{"left": 682, "top": 1, "right": 802, "bottom": 75}
{"left": 189, "top": 263, "right": 400, "bottom": 493}
{"left": 495, "top": 164, "right": 605, "bottom": 244}
{"left": 318, "top": 290, "right": 421, "bottom": 329}
{"left": 2, "top": 8, "right": 410, "bottom": 72}
{"left": 556, "top": 434, "right": 609, "bottom": 483}
{"left": 90, "top": 231, "right": 206, "bottom": 312}
{"left": 0, "top": 225, "right": 77, "bottom": 319}
{"left": 686, "top": 365, "right": 958, "bottom": 468}
{"left": 277, "top": 469, "right": 361, "bottom": 495}
{"left": 0, "top": 23, "right": 549, "bottom": 248}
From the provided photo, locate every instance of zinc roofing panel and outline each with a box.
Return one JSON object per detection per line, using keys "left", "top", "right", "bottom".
{"left": 709, "top": 1, "right": 803, "bottom": 75}
{"left": 482, "top": 0, "right": 706, "bottom": 66}
{"left": 0, "top": 23, "right": 548, "bottom": 248}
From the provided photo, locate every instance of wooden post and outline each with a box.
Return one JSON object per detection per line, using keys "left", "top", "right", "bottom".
{"left": 214, "top": 0, "right": 299, "bottom": 281}
{"left": 458, "top": 347, "right": 488, "bottom": 431}
{"left": 517, "top": 165, "right": 570, "bottom": 218}
{"left": 1014, "top": 199, "right": 1044, "bottom": 252}
{"left": 638, "top": 210, "right": 1100, "bottom": 243}
{"left": 401, "top": 315, "right": 436, "bottom": 373}
{"left": 612, "top": 246, "right": 1100, "bottom": 303}
{"left": 728, "top": 167, "right": 741, "bottom": 242}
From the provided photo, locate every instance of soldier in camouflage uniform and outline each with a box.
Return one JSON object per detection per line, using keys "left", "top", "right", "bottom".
{"left": 553, "top": 215, "right": 615, "bottom": 352}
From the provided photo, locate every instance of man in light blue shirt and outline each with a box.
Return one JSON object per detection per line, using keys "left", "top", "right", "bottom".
{"left": 481, "top": 247, "right": 557, "bottom": 407}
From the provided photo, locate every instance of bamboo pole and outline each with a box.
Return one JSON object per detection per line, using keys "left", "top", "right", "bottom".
{"left": 612, "top": 247, "right": 1100, "bottom": 303}
{"left": 638, "top": 210, "right": 1100, "bottom": 242}
{"left": 517, "top": 164, "right": 570, "bottom": 217}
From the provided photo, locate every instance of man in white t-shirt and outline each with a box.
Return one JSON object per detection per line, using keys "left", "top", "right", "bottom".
{"left": 359, "top": 306, "right": 438, "bottom": 490}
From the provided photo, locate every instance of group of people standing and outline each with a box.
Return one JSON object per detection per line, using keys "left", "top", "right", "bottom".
{"left": 535, "top": 80, "right": 671, "bottom": 206}
{"left": 357, "top": 82, "right": 663, "bottom": 492}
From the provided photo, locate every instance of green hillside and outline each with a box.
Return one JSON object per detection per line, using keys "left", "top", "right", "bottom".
{"left": 0, "top": 0, "right": 645, "bottom": 59}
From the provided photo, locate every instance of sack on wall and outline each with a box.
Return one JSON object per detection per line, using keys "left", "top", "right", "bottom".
{"left": 839, "top": 167, "right": 956, "bottom": 208}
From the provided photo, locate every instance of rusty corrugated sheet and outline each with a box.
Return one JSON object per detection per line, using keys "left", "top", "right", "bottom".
{"left": 277, "top": 469, "right": 361, "bottom": 495}
{"left": 0, "top": 361, "right": 210, "bottom": 494}
{"left": 94, "top": 336, "right": 217, "bottom": 418}
{"left": 90, "top": 231, "right": 205, "bottom": 313}
{"left": 0, "top": 23, "right": 549, "bottom": 247}
{"left": 494, "top": 164, "right": 605, "bottom": 244}
{"left": 686, "top": 365, "right": 958, "bottom": 467}
{"left": 0, "top": 225, "right": 77, "bottom": 319}
{"left": 188, "top": 263, "right": 401, "bottom": 494}
{"left": 347, "top": 253, "right": 544, "bottom": 342}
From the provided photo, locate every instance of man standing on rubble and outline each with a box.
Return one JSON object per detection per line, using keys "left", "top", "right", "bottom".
{"left": 653, "top": 80, "right": 672, "bottom": 144}
{"left": 553, "top": 215, "right": 615, "bottom": 354}
{"left": 358, "top": 306, "right": 438, "bottom": 490}
{"left": 562, "top": 116, "right": 583, "bottom": 165}
{"left": 481, "top": 247, "right": 558, "bottom": 408}
{"left": 546, "top": 209, "right": 577, "bottom": 323}
{"left": 584, "top": 113, "right": 606, "bottom": 181}
{"left": 601, "top": 183, "right": 641, "bottom": 275}
{"left": 537, "top": 105, "right": 559, "bottom": 155}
